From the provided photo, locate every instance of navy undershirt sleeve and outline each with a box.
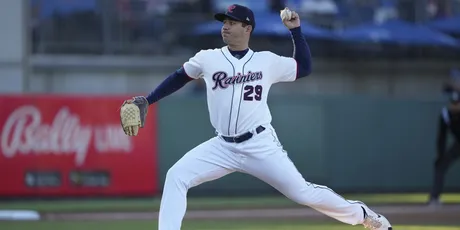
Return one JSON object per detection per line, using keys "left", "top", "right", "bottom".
{"left": 145, "top": 67, "right": 193, "bottom": 105}
{"left": 290, "top": 27, "right": 312, "bottom": 79}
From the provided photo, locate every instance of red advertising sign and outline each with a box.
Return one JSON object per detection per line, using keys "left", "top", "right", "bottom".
{"left": 0, "top": 94, "right": 158, "bottom": 197}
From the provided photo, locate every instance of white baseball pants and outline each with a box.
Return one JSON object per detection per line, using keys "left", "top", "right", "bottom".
{"left": 158, "top": 124, "right": 377, "bottom": 230}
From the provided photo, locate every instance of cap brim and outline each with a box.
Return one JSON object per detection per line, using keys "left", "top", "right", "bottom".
{"left": 214, "top": 13, "right": 242, "bottom": 23}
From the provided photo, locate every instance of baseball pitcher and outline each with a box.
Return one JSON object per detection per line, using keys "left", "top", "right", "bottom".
{"left": 120, "top": 4, "right": 392, "bottom": 230}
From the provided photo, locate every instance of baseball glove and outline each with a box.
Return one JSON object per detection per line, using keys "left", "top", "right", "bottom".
{"left": 120, "top": 96, "right": 149, "bottom": 136}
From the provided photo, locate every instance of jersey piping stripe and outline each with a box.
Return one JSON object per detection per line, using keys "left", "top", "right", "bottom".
{"left": 306, "top": 181, "right": 366, "bottom": 206}
{"left": 284, "top": 154, "right": 366, "bottom": 206}
{"left": 234, "top": 52, "right": 255, "bottom": 135}
{"left": 220, "top": 49, "right": 236, "bottom": 136}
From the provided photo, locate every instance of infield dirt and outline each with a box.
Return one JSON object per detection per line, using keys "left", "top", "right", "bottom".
{"left": 42, "top": 204, "right": 460, "bottom": 225}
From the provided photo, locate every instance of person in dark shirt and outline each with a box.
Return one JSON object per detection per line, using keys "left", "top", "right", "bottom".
{"left": 428, "top": 80, "right": 460, "bottom": 206}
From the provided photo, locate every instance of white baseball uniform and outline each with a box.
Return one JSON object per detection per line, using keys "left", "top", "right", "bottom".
{"left": 158, "top": 46, "right": 379, "bottom": 230}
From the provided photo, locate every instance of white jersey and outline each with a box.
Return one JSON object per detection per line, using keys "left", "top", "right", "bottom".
{"left": 183, "top": 46, "right": 297, "bottom": 136}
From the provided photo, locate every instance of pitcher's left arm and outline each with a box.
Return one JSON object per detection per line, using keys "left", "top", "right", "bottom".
{"left": 290, "top": 26, "right": 312, "bottom": 79}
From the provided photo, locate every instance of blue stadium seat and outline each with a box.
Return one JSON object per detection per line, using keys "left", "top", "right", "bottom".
{"left": 285, "top": 0, "right": 302, "bottom": 9}
{"left": 211, "top": 0, "right": 269, "bottom": 14}
{"left": 32, "top": 0, "right": 97, "bottom": 18}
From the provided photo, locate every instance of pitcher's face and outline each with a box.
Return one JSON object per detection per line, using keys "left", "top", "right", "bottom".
{"left": 221, "top": 18, "right": 250, "bottom": 46}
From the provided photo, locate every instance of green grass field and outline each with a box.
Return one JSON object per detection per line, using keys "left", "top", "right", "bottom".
{"left": 1, "top": 220, "right": 460, "bottom": 230}
{"left": 2, "top": 193, "right": 460, "bottom": 213}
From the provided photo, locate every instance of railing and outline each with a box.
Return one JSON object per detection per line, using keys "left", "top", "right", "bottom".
{"left": 29, "top": 0, "right": 460, "bottom": 57}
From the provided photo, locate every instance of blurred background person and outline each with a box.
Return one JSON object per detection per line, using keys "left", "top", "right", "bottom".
{"left": 429, "top": 69, "right": 460, "bottom": 206}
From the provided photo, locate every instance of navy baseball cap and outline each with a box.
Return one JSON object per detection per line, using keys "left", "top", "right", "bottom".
{"left": 214, "top": 4, "right": 256, "bottom": 31}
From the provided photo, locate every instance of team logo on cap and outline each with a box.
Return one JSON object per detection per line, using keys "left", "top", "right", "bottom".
{"left": 227, "top": 5, "right": 236, "bottom": 13}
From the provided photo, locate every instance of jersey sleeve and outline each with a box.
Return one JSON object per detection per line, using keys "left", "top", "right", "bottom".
{"left": 183, "top": 50, "right": 206, "bottom": 79}
{"left": 271, "top": 54, "right": 298, "bottom": 83}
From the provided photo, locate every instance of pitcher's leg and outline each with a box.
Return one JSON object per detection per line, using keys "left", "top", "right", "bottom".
{"left": 159, "top": 137, "right": 239, "bottom": 230}
{"left": 241, "top": 126, "right": 391, "bottom": 228}
{"left": 244, "top": 150, "right": 369, "bottom": 225}
{"left": 241, "top": 127, "right": 375, "bottom": 225}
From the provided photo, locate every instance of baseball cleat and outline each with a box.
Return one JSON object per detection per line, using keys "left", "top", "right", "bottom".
{"left": 427, "top": 198, "right": 442, "bottom": 207}
{"left": 363, "top": 213, "right": 392, "bottom": 230}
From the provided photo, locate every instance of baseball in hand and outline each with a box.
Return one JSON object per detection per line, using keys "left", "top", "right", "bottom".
{"left": 280, "top": 7, "right": 300, "bottom": 29}
{"left": 280, "top": 8, "right": 293, "bottom": 21}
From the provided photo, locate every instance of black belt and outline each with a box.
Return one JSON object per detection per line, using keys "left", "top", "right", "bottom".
{"left": 221, "top": 125, "right": 266, "bottom": 143}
